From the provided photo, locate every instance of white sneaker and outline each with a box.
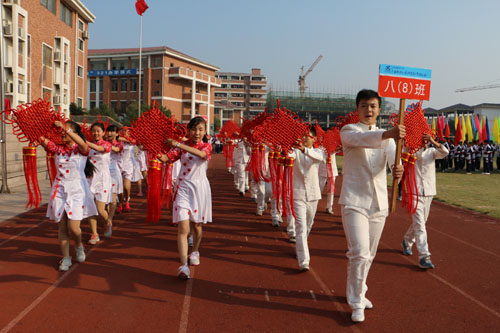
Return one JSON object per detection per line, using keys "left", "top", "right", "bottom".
{"left": 364, "top": 298, "right": 373, "bottom": 309}
{"left": 59, "top": 256, "right": 72, "bottom": 271}
{"left": 189, "top": 251, "right": 200, "bottom": 266}
{"left": 256, "top": 210, "right": 263, "bottom": 216}
{"left": 177, "top": 264, "right": 190, "bottom": 280}
{"left": 351, "top": 308, "right": 365, "bottom": 322}
{"left": 300, "top": 263, "right": 309, "bottom": 271}
{"left": 75, "top": 246, "right": 86, "bottom": 263}
{"left": 326, "top": 208, "right": 333, "bottom": 215}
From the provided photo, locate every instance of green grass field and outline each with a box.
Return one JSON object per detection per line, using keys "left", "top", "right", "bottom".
{"left": 335, "top": 155, "right": 500, "bottom": 219}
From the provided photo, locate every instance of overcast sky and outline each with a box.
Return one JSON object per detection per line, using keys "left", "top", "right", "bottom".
{"left": 84, "top": 0, "right": 500, "bottom": 110}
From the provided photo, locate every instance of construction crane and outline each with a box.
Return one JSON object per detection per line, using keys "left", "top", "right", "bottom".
{"left": 456, "top": 82, "right": 500, "bottom": 92}
{"left": 298, "top": 55, "right": 323, "bottom": 95}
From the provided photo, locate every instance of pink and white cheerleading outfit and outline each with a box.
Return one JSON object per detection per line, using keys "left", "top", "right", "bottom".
{"left": 110, "top": 140, "right": 124, "bottom": 195}
{"left": 167, "top": 140, "right": 212, "bottom": 224}
{"left": 88, "top": 140, "right": 113, "bottom": 204}
{"left": 121, "top": 142, "right": 143, "bottom": 182}
{"left": 45, "top": 142, "right": 97, "bottom": 222}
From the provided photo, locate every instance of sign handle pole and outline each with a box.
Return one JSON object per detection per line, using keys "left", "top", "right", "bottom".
{"left": 390, "top": 98, "right": 405, "bottom": 213}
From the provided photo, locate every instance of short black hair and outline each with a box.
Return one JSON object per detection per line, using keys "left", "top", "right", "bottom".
{"left": 309, "top": 126, "right": 317, "bottom": 137}
{"left": 107, "top": 124, "right": 119, "bottom": 133}
{"left": 356, "top": 89, "right": 381, "bottom": 107}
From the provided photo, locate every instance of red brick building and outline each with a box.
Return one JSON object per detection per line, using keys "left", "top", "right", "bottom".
{"left": 87, "top": 46, "right": 221, "bottom": 133}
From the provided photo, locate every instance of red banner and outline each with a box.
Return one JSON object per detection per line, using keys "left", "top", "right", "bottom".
{"left": 378, "top": 75, "right": 431, "bottom": 100}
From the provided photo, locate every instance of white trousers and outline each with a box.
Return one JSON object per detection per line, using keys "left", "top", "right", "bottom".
{"left": 270, "top": 198, "right": 281, "bottom": 221}
{"left": 294, "top": 199, "right": 319, "bottom": 267}
{"left": 319, "top": 176, "right": 334, "bottom": 211}
{"left": 404, "top": 195, "right": 433, "bottom": 259}
{"left": 341, "top": 205, "right": 387, "bottom": 310}
{"left": 256, "top": 181, "right": 272, "bottom": 212}
{"left": 235, "top": 163, "right": 248, "bottom": 193}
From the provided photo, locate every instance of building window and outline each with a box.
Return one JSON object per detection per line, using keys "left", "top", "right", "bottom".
{"left": 60, "top": 3, "right": 72, "bottom": 27}
{"left": 27, "top": 35, "right": 31, "bottom": 58}
{"left": 90, "top": 79, "right": 96, "bottom": 92}
{"left": 78, "top": 39, "right": 84, "bottom": 51}
{"left": 111, "top": 79, "right": 118, "bottom": 92}
{"left": 77, "top": 66, "right": 83, "bottom": 77}
{"left": 78, "top": 20, "right": 84, "bottom": 31}
{"left": 42, "top": 44, "right": 52, "bottom": 67}
{"left": 153, "top": 91, "right": 160, "bottom": 96}
{"left": 112, "top": 59, "right": 128, "bottom": 70}
{"left": 231, "top": 76, "right": 240, "bottom": 80}
{"left": 153, "top": 57, "right": 161, "bottom": 67}
{"left": 121, "top": 101, "right": 127, "bottom": 112}
{"left": 111, "top": 101, "right": 118, "bottom": 112}
{"left": 40, "top": 0, "right": 56, "bottom": 14}
{"left": 77, "top": 98, "right": 83, "bottom": 108}
{"left": 130, "top": 78, "right": 137, "bottom": 91}
{"left": 90, "top": 101, "right": 96, "bottom": 109}
{"left": 170, "top": 62, "right": 174, "bottom": 67}
{"left": 154, "top": 79, "right": 160, "bottom": 84}
{"left": 90, "top": 60, "right": 106, "bottom": 70}
{"left": 120, "top": 79, "right": 128, "bottom": 92}
{"left": 131, "top": 57, "right": 146, "bottom": 69}
{"left": 99, "top": 78, "right": 103, "bottom": 92}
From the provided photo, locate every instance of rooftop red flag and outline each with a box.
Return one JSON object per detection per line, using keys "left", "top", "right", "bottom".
{"left": 135, "top": 0, "right": 148, "bottom": 16}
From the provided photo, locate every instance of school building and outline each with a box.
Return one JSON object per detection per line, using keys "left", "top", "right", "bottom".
{"left": 86, "top": 46, "right": 221, "bottom": 132}
{"left": 213, "top": 68, "right": 267, "bottom": 128}
{"left": 0, "top": 0, "right": 95, "bottom": 190}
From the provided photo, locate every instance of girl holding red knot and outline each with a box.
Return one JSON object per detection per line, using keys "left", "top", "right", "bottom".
{"left": 40, "top": 120, "right": 98, "bottom": 271}
{"left": 159, "top": 116, "right": 212, "bottom": 280}
{"left": 87, "top": 122, "right": 113, "bottom": 244}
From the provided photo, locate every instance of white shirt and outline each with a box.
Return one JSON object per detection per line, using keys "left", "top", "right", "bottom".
{"left": 289, "top": 147, "right": 323, "bottom": 202}
{"left": 234, "top": 140, "right": 250, "bottom": 164}
{"left": 319, "top": 152, "right": 339, "bottom": 178}
{"left": 414, "top": 144, "right": 449, "bottom": 196}
{"left": 339, "top": 122, "right": 396, "bottom": 211}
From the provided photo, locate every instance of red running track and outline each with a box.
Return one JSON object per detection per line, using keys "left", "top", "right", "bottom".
{"left": 0, "top": 154, "right": 499, "bottom": 332}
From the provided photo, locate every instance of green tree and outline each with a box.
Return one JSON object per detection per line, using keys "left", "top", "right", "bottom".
{"left": 69, "top": 102, "right": 85, "bottom": 115}
{"left": 89, "top": 103, "right": 119, "bottom": 121}
{"left": 213, "top": 117, "right": 221, "bottom": 131}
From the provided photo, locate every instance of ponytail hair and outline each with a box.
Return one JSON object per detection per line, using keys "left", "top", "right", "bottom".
{"left": 187, "top": 116, "right": 208, "bottom": 143}
{"left": 66, "top": 121, "right": 96, "bottom": 178}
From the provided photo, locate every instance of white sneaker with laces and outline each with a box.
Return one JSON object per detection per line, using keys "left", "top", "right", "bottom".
{"left": 177, "top": 264, "right": 190, "bottom": 280}
{"left": 351, "top": 308, "right": 365, "bottom": 322}
{"left": 189, "top": 251, "right": 200, "bottom": 266}
{"left": 75, "top": 246, "right": 86, "bottom": 263}
{"left": 364, "top": 298, "right": 373, "bottom": 309}
{"left": 59, "top": 256, "right": 72, "bottom": 271}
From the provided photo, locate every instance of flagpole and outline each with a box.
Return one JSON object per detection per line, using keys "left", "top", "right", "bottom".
{"left": 138, "top": 14, "right": 143, "bottom": 117}
{"left": 0, "top": 3, "right": 9, "bottom": 193}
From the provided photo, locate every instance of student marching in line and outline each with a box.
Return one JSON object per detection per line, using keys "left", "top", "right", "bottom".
{"left": 87, "top": 122, "right": 113, "bottom": 245}
{"left": 465, "top": 142, "right": 474, "bottom": 174}
{"left": 339, "top": 89, "right": 405, "bottom": 323}
{"left": 288, "top": 127, "right": 323, "bottom": 271}
{"left": 401, "top": 133, "right": 448, "bottom": 269}
{"left": 234, "top": 137, "right": 251, "bottom": 196}
{"left": 41, "top": 120, "right": 98, "bottom": 271}
{"left": 159, "top": 116, "right": 212, "bottom": 280}
{"left": 319, "top": 151, "right": 338, "bottom": 215}
{"left": 119, "top": 138, "right": 143, "bottom": 212}
{"left": 135, "top": 147, "right": 148, "bottom": 196}
{"left": 105, "top": 125, "right": 124, "bottom": 237}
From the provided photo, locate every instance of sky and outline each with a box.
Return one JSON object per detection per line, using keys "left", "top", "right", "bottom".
{"left": 84, "top": 0, "right": 500, "bottom": 110}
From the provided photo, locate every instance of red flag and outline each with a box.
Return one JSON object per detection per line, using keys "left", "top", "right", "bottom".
{"left": 482, "top": 118, "right": 488, "bottom": 142}
{"left": 444, "top": 121, "right": 450, "bottom": 138}
{"left": 4, "top": 98, "right": 11, "bottom": 117}
{"left": 454, "top": 117, "right": 462, "bottom": 146}
{"left": 135, "top": 0, "right": 148, "bottom": 16}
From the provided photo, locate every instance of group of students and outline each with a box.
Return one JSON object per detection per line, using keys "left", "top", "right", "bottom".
{"left": 438, "top": 140, "right": 499, "bottom": 174}
{"left": 41, "top": 90, "right": 451, "bottom": 323}
{"left": 226, "top": 89, "right": 450, "bottom": 323}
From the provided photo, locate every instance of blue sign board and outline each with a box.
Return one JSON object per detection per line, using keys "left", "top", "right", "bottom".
{"left": 379, "top": 64, "right": 431, "bottom": 80}
{"left": 87, "top": 69, "right": 138, "bottom": 76}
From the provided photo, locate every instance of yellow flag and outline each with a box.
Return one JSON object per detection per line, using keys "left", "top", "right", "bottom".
{"left": 461, "top": 113, "right": 466, "bottom": 142}
{"left": 432, "top": 117, "right": 436, "bottom": 131}
{"left": 466, "top": 114, "right": 474, "bottom": 143}
{"left": 454, "top": 112, "right": 458, "bottom": 130}
{"left": 493, "top": 116, "right": 499, "bottom": 143}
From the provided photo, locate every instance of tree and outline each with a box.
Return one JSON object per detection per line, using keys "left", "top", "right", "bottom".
{"left": 213, "top": 117, "right": 221, "bottom": 132}
{"left": 123, "top": 102, "right": 171, "bottom": 126}
{"left": 89, "top": 103, "right": 119, "bottom": 121}
{"left": 69, "top": 102, "right": 85, "bottom": 115}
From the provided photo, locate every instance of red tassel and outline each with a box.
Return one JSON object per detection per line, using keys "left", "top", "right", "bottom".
{"left": 146, "top": 159, "right": 163, "bottom": 222}
{"left": 23, "top": 146, "right": 41, "bottom": 208}
{"left": 224, "top": 141, "right": 235, "bottom": 169}
{"left": 281, "top": 157, "right": 295, "bottom": 219}
{"left": 401, "top": 153, "right": 419, "bottom": 214}
{"left": 326, "top": 155, "right": 336, "bottom": 195}
{"left": 46, "top": 151, "right": 57, "bottom": 187}
{"left": 161, "top": 161, "right": 174, "bottom": 208}
{"left": 275, "top": 154, "right": 285, "bottom": 215}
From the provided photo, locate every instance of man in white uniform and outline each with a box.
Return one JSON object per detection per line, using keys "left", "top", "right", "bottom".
{"left": 402, "top": 133, "right": 448, "bottom": 269}
{"left": 339, "top": 89, "right": 405, "bottom": 323}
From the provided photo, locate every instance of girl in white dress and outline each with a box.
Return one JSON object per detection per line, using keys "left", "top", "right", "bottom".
{"left": 87, "top": 122, "right": 113, "bottom": 244}
{"left": 135, "top": 147, "right": 148, "bottom": 197}
{"left": 105, "top": 125, "right": 124, "bottom": 237}
{"left": 119, "top": 139, "right": 143, "bottom": 211}
{"left": 159, "top": 116, "right": 212, "bottom": 280}
{"left": 41, "top": 120, "right": 98, "bottom": 271}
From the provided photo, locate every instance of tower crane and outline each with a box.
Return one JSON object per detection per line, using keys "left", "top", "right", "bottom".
{"left": 455, "top": 82, "right": 500, "bottom": 92}
{"left": 298, "top": 55, "right": 323, "bottom": 95}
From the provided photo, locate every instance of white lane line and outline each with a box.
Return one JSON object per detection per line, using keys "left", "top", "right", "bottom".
{"left": 428, "top": 226, "right": 500, "bottom": 260}
{"left": 0, "top": 221, "right": 47, "bottom": 247}
{"left": 309, "top": 290, "right": 317, "bottom": 302}
{"left": 178, "top": 267, "right": 195, "bottom": 333}
{"left": 264, "top": 290, "right": 270, "bottom": 302}
{"left": 1, "top": 245, "right": 99, "bottom": 333}
{"left": 382, "top": 240, "right": 500, "bottom": 320}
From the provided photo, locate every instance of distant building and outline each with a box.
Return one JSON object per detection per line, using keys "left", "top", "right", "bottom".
{"left": 213, "top": 68, "right": 267, "bottom": 128}
{"left": 1, "top": 0, "right": 95, "bottom": 189}
{"left": 87, "top": 46, "right": 221, "bottom": 132}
